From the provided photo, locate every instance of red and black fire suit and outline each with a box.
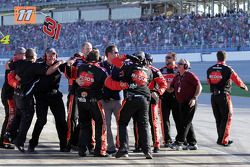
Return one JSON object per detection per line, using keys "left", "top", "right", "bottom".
{"left": 75, "top": 62, "right": 107, "bottom": 156}
{"left": 159, "top": 64, "right": 179, "bottom": 145}
{"left": 105, "top": 55, "right": 153, "bottom": 155}
{"left": 133, "top": 65, "right": 167, "bottom": 149}
{"left": 28, "top": 61, "right": 68, "bottom": 151}
{"left": 8, "top": 60, "right": 48, "bottom": 149}
{"left": 0, "top": 60, "right": 18, "bottom": 146}
{"left": 64, "top": 56, "right": 95, "bottom": 151}
{"left": 207, "top": 62, "right": 248, "bottom": 145}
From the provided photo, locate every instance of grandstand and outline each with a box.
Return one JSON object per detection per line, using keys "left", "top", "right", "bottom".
{"left": 0, "top": 0, "right": 250, "bottom": 57}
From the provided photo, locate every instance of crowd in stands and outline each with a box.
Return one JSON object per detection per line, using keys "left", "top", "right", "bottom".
{"left": 0, "top": 9, "right": 249, "bottom": 56}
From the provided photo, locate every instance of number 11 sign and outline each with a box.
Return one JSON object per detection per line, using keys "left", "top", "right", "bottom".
{"left": 14, "top": 6, "right": 36, "bottom": 24}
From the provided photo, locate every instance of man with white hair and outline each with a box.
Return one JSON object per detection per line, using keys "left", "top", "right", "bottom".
{"left": 170, "top": 58, "right": 202, "bottom": 151}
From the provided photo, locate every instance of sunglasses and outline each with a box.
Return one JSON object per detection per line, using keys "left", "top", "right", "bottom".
{"left": 178, "top": 63, "right": 184, "bottom": 65}
{"left": 166, "top": 56, "right": 172, "bottom": 59}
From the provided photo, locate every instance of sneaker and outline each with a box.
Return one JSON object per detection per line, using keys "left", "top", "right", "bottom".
{"left": 145, "top": 152, "right": 153, "bottom": 159}
{"left": 115, "top": 150, "right": 129, "bottom": 158}
{"left": 88, "top": 149, "right": 94, "bottom": 155}
{"left": 186, "top": 144, "right": 198, "bottom": 150}
{"left": 153, "top": 147, "right": 160, "bottom": 153}
{"left": 170, "top": 143, "right": 183, "bottom": 151}
{"left": 60, "top": 147, "right": 70, "bottom": 152}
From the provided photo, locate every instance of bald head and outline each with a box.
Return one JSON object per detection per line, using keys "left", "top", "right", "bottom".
{"left": 81, "top": 42, "right": 92, "bottom": 56}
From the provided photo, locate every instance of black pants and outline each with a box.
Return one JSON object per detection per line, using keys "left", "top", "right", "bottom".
{"left": 133, "top": 96, "right": 160, "bottom": 148}
{"left": 119, "top": 96, "right": 150, "bottom": 154}
{"left": 77, "top": 99, "right": 106, "bottom": 155}
{"left": 175, "top": 102, "right": 197, "bottom": 146}
{"left": 13, "top": 94, "right": 35, "bottom": 147}
{"left": 211, "top": 93, "right": 233, "bottom": 145}
{"left": 160, "top": 93, "right": 179, "bottom": 144}
{"left": 66, "top": 93, "right": 80, "bottom": 147}
{"left": 29, "top": 92, "right": 68, "bottom": 149}
{"left": 0, "top": 95, "right": 9, "bottom": 144}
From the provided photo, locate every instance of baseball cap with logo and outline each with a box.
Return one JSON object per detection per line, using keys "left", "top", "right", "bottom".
{"left": 14, "top": 47, "right": 26, "bottom": 55}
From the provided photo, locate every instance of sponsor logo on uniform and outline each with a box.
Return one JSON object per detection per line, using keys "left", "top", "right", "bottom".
{"left": 79, "top": 71, "right": 94, "bottom": 87}
{"left": 209, "top": 71, "right": 223, "bottom": 84}
{"left": 131, "top": 70, "right": 148, "bottom": 86}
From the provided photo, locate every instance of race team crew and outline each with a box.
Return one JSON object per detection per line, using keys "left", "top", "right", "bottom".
{"left": 1, "top": 44, "right": 248, "bottom": 159}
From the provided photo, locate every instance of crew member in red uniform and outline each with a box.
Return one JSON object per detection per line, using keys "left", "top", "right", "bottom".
{"left": 0, "top": 47, "right": 26, "bottom": 149}
{"left": 133, "top": 53, "right": 167, "bottom": 153}
{"left": 74, "top": 50, "right": 108, "bottom": 157}
{"left": 170, "top": 59, "right": 202, "bottom": 151}
{"left": 207, "top": 51, "right": 248, "bottom": 146}
{"left": 159, "top": 52, "right": 179, "bottom": 147}
{"left": 65, "top": 42, "right": 95, "bottom": 152}
{"left": 105, "top": 51, "right": 153, "bottom": 159}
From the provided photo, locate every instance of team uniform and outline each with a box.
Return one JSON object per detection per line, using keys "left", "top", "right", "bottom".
{"left": 64, "top": 56, "right": 95, "bottom": 151}
{"left": 75, "top": 62, "right": 107, "bottom": 157}
{"left": 28, "top": 61, "right": 68, "bottom": 152}
{"left": 105, "top": 54, "right": 153, "bottom": 158}
{"left": 207, "top": 62, "right": 247, "bottom": 145}
{"left": 133, "top": 64, "right": 167, "bottom": 151}
{"left": 159, "top": 65, "right": 179, "bottom": 145}
{"left": 8, "top": 60, "right": 48, "bottom": 151}
{"left": 0, "top": 60, "right": 17, "bottom": 147}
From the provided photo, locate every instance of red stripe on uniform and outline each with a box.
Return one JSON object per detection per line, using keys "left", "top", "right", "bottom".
{"left": 97, "top": 101, "right": 107, "bottom": 155}
{"left": 66, "top": 95, "right": 74, "bottom": 142}
{"left": 151, "top": 103, "right": 160, "bottom": 148}
{"left": 158, "top": 99, "right": 165, "bottom": 144}
{"left": 222, "top": 93, "right": 233, "bottom": 145}
{"left": 116, "top": 100, "right": 126, "bottom": 149}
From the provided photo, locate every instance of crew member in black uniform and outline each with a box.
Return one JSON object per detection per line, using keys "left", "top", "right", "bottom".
{"left": 105, "top": 51, "right": 153, "bottom": 159}
{"left": 0, "top": 47, "right": 26, "bottom": 149}
{"left": 28, "top": 48, "right": 68, "bottom": 152}
{"left": 159, "top": 52, "right": 179, "bottom": 147}
{"left": 7, "top": 48, "right": 65, "bottom": 152}
{"left": 75, "top": 50, "right": 108, "bottom": 157}
{"left": 133, "top": 53, "right": 167, "bottom": 153}
{"left": 207, "top": 51, "right": 248, "bottom": 146}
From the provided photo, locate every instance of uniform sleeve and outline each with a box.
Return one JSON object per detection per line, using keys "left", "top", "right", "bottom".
{"left": 206, "top": 68, "right": 210, "bottom": 85}
{"left": 104, "top": 76, "right": 129, "bottom": 90}
{"left": 148, "top": 69, "right": 167, "bottom": 95}
{"left": 8, "top": 61, "right": 16, "bottom": 71}
{"left": 58, "top": 63, "right": 66, "bottom": 73}
{"left": 230, "top": 70, "right": 247, "bottom": 89}
{"left": 34, "top": 63, "right": 48, "bottom": 75}
{"left": 7, "top": 71, "right": 20, "bottom": 89}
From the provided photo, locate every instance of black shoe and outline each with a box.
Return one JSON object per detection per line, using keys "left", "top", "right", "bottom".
{"left": 145, "top": 152, "right": 153, "bottom": 159}
{"left": 153, "top": 147, "right": 160, "bottom": 153}
{"left": 78, "top": 150, "right": 87, "bottom": 157}
{"left": 94, "top": 153, "right": 110, "bottom": 157}
{"left": 133, "top": 147, "right": 142, "bottom": 153}
{"left": 28, "top": 145, "right": 35, "bottom": 152}
{"left": 115, "top": 150, "right": 129, "bottom": 158}
{"left": 15, "top": 144, "right": 25, "bottom": 153}
{"left": 164, "top": 143, "right": 172, "bottom": 148}
{"left": 89, "top": 149, "right": 94, "bottom": 155}
{"left": 60, "top": 147, "right": 70, "bottom": 152}
{"left": 106, "top": 150, "right": 117, "bottom": 154}
{"left": 217, "top": 140, "right": 233, "bottom": 147}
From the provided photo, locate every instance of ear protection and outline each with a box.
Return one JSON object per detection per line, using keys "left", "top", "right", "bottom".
{"left": 184, "top": 63, "right": 188, "bottom": 69}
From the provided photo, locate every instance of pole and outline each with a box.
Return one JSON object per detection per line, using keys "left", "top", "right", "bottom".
{"left": 212, "top": 0, "right": 215, "bottom": 16}
{"left": 196, "top": 0, "right": 198, "bottom": 14}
